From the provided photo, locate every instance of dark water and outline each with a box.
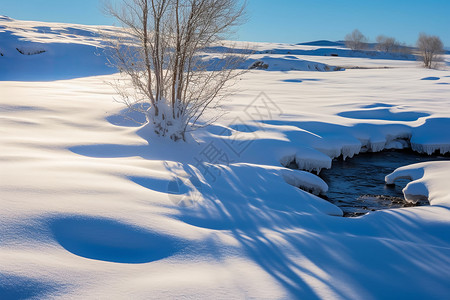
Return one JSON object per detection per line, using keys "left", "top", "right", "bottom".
{"left": 319, "top": 150, "right": 450, "bottom": 217}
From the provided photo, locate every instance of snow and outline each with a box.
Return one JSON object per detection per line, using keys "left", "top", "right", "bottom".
{"left": 386, "top": 161, "right": 450, "bottom": 206}
{"left": 0, "top": 18, "right": 117, "bottom": 80}
{"left": 411, "top": 118, "right": 450, "bottom": 155}
{"left": 280, "top": 167, "right": 329, "bottom": 195}
{"left": 244, "top": 56, "right": 343, "bottom": 72}
{"left": 279, "top": 146, "right": 332, "bottom": 173}
{"left": 1, "top": 16, "right": 450, "bottom": 299}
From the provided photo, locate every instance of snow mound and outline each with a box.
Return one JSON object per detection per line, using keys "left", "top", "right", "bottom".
{"left": 411, "top": 118, "right": 450, "bottom": 155}
{"left": 279, "top": 146, "right": 332, "bottom": 173}
{"left": 386, "top": 161, "right": 450, "bottom": 206}
{"left": 178, "top": 163, "right": 342, "bottom": 230}
{"left": 280, "top": 168, "right": 328, "bottom": 195}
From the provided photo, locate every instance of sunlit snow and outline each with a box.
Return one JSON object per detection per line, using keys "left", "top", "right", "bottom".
{"left": 1, "top": 16, "right": 450, "bottom": 299}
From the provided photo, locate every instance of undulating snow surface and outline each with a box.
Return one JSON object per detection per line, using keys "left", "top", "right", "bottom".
{"left": 1, "top": 17, "right": 450, "bottom": 299}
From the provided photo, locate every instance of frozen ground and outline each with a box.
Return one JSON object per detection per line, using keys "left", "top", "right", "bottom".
{"left": 1, "top": 17, "right": 450, "bottom": 299}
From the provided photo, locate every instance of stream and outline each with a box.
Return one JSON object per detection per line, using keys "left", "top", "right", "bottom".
{"left": 318, "top": 150, "right": 450, "bottom": 217}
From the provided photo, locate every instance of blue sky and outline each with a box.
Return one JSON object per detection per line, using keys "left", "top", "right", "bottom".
{"left": 2, "top": 0, "right": 449, "bottom": 46}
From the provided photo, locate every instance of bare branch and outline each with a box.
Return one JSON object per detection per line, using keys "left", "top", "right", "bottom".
{"left": 417, "top": 33, "right": 443, "bottom": 69}
{"left": 103, "top": 0, "right": 247, "bottom": 141}
{"left": 345, "top": 29, "right": 368, "bottom": 51}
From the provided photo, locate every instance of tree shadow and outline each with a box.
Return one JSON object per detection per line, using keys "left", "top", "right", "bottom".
{"left": 0, "top": 273, "right": 62, "bottom": 300}
{"left": 67, "top": 118, "right": 450, "bottom": 298}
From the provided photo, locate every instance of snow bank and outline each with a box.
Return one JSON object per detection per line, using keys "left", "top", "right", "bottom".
{"left": 245, "top": 56, "right": 343, "bottom": 72}
{"left": 253, "top": 46, "right": 415, "bottom": 61}
{"left": 386, "top": 161, "right": 450, "bottom": 205}
{"left": 177, "top": 163, "right": 343, "bottom": 230}
{"left": 358, "top": 124, "right": 420, "bottom": 157}
{"left": 279, "top": 146, "right": 332, "bottom": 173}
{"left": 321, "top": 140, "right": 362, "bottom": 159}
{"left": 280, "top": 168, "right": 328, "bottom": 195}
{"left": 411, "top": 118, "right": 450, "bottom": 155}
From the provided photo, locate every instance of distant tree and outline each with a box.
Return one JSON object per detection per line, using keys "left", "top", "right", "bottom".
{"left": 345, "top": 29, "right": 368, "bottom": 50}
{"left": 104, "top": 0, "right": 247, "bottom": 141}
{"left": 376, "top": 35, "right": 398, "bottom": 52}
{"left": 396, "top": 41, "right": 412, "bottom": 55}
{"left": 375, "top": 35, "right": 412, "bottom": 55}
{"left": 417, "top": 33, "right": 444, "bottom": 68}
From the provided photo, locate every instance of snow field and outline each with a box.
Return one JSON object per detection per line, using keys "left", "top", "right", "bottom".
{"left": 1, "top": 17, "right": 450, "bottom": 299}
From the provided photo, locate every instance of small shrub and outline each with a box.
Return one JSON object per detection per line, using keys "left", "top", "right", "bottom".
{"left": 249, "top": 61, "right": 269, "bottom": 70}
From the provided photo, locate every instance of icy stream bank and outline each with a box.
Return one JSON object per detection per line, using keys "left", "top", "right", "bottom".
{"left": 319, "top": 150, "right": 450, "bottom": 217}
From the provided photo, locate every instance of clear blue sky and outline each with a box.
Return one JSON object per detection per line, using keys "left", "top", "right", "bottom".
{"left": 1, "top": 0, "right": 449, "bottom": 46}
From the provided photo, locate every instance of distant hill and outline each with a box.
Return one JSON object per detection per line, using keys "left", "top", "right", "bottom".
{"left": 297, "top": 40, "right": 345, "bottom": 47}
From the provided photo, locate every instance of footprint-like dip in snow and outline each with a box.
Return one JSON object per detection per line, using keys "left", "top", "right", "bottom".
{"left": 421, "top": 76, "right": 440, "bottom": 81}
{"left": 50, "top": 216, "right": 182, "bottom": 263}
{"left": 338, "top": 108, "right": 429, "bottom": 122}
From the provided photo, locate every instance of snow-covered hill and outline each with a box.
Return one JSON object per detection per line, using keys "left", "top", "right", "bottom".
{"left": 1, "top": 16, "right": 432, "bottom": 80}
{"left": 1, "top": 17, "right": 450, "bottom": 299}
{"left": 0, "top": 17, "right": 119, "bottom": 81}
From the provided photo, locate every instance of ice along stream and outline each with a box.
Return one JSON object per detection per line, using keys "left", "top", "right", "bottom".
{"left": 318, "top": 150, "right": 450, "bottom": 217}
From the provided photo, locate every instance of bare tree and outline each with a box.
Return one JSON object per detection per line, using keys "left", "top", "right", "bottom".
{"left": 417, "top": 33, "right": 443, "bottom": 68}
{"left": 345, "top": 29, "right": 368, "bottom": 50}
{"left": 376, "top": 35, "right": 397, "bottom": 52}
{"left": 376, "top": 35, "right": 412, "bottom": 56}
{"left": 104, "top": 0, "right": 246, "bottom": 141}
